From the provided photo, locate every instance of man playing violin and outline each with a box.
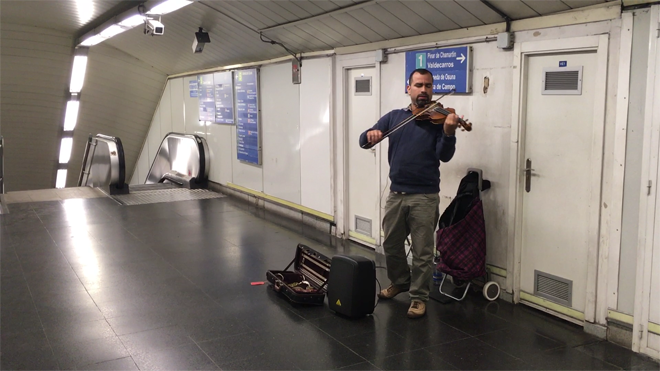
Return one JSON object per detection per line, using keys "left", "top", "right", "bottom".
{"left": 358, "top": 68, "right": 459, "bottom": 318}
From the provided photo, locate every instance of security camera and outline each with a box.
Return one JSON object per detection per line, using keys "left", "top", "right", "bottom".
{"left": 192, "top": 27, "right": 210, "bottom": 53}
{"left": 145, "top": 19, "right": 164, "bottom": 36}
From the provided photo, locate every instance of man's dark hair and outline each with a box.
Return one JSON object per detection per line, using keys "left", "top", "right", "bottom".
{"left": 408, "top": 68, "right": 433, "bottom": 86}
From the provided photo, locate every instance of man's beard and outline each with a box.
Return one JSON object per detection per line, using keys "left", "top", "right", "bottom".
{"left": 415, "top": 94, "right": 429, "bottom": 107}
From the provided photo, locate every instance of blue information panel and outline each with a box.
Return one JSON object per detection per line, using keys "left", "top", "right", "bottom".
{"left": 197, "top": 74, "right": 215, "bottom": 122}
{"left": 213, "top": 71, "right": 234, "bottom": 124}
{"left": 189, "top": 79, "right": 198, "bottom": 98}
{"left": 404, "top": 46, "right": 472, "bottom": 94}
{"left": 234, "top": 69, "right": 260, "bottom": 165}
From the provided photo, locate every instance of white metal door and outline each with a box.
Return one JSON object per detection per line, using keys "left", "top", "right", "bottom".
{"left": 646, "top": 228, "right": 660, "bottom": 355}
{"left": 633, "top": 4, "right": 660, "bottom": 359}
{"left": 519, "top": 51, "right": 599, "bottom": 318}
{"left": 347, "top": 67, "right": 380, "bottom": 246}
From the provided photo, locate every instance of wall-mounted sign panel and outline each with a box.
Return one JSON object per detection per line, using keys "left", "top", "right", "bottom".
{"left": 234, "top": 68, "right": 260, "bottom": 165}
{"left": 197, "top": 74, "right": 215, "bottom": 122}
{"left": 189, "top": 79, "right": 198, "bottom": 98}
{"left": 404, "top": 46, "right": 472, "bottom": 94}
{"left": 213, "top": 71, "right": 234, "bottom": 124}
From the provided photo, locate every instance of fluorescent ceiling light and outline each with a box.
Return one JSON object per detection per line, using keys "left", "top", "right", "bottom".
{"left": 70, "top": 56, "right": 87, "bottom": 92}
{"left": 99, "top": 24, "right": 127, "bottom": 38}
{"left": 119, "top": 15, "right": 144, "bottom": 27}
{"left": 80, "top": 24, "right": 130, "bottom": 47}
{"left": 79, "top": 34, "right": 106, "bottom": 47}
{"left": 63, "top": 100, "right": 80, "bottom": 131}
{"left": 59, "top": 138, "right": 73, "bottom": 164}
{"left": 56, "top": 169, "right": 68, "bottom": 189}
{"left": 147, "top": 0, "right": 193, "bottom": 15}
{"left": 75, "top": 0, "right": 94, "bottom": 25}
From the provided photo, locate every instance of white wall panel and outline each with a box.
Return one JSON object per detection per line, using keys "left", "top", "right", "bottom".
{"left": 132, "top": 143, "right": 150, "bottom": 185}
{"left": 300, "top": 58, "right": 332, "bottom": 215}
{"left": 147, "top": 106, "right": 162, "bottom": 169}
{"left": 261, "top": 63, "right": 301, "bottom": 204}
{"left": 170, "top": 78, "right": 185, "bottom": 134}
{"left": 206, "top": 123, "right": 234, "bottom": 185}
{"left": 159, "top": 82, "right": 173, "bottom": 137}
{"left": 619, "top": 9, "right": 651, "bottom": 314}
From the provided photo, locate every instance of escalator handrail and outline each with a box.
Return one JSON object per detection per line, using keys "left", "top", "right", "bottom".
{"left": 78, "top": 134, "right": 126, "bottom": 189}
{"left": 145, "top": 132, "right": 209, "bottom": 185}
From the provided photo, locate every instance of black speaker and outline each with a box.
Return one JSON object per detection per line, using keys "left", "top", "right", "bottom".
{"left": 327, "top": 255, "right": 375, "bottom": 318}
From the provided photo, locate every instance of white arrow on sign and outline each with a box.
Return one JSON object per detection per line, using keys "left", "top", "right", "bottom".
{"left": 457, "top": 53, "right": 466, "bottom": 63}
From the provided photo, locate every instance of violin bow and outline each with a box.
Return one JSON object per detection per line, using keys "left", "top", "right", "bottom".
{"left": 361, "top": 89, "right": 455, "bottom": 149}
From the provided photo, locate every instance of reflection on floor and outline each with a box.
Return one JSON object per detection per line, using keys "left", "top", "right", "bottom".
{"left": 1, "top": 191, "right": 659, "bottom": 370}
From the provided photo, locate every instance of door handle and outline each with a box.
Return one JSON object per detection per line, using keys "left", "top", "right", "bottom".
{"left": 524, "top": 159, "right": 534, "bottom": 193}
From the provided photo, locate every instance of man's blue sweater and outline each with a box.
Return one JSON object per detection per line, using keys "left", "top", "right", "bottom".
{"left": 359, "top": 108, "right": 456, "bottom": 194}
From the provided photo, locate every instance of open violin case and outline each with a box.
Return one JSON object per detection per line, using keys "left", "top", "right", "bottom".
{"left": 266, "top": 243, "right": 331, "bottom": 305}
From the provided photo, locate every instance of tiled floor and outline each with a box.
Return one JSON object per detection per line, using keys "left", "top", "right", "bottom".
{"left": 1, "top": 193, "right": 659, "bottom": 370}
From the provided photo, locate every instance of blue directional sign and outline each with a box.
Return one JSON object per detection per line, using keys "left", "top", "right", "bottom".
{"left": 197, "top": 74, "right": 214, "bottom": 122}
{"left": 405, "top": 46, "right": 472, "bottom": 94}
{"left": 234, "top": 69, "right": 260, "bottom": 165}
{"left": 213, "top": 71, "right": 234, "bottom": 124}
{"left": 189, "top": 79, "right": 198, "bottom": 98}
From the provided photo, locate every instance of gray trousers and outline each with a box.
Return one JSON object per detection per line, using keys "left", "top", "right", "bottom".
{"left": 382, "top": 192, "right": 440, "bottom": 302}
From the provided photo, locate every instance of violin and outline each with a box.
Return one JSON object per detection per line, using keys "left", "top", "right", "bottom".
{"left": 361, "top": 97, "right": 472, "bottom": 149}
{"left": 413, "top": 103, "right": 473, "bottom": 132}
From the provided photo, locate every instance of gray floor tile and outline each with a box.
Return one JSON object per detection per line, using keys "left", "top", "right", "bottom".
{"left": 1, "top": 195, "right": 656, "bottom": 371}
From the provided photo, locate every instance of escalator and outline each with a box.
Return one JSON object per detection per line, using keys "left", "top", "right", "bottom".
{"left": 79, "top": 132, "right": 222, "bottom": 205}
{"left": 78, "top": 134, "right": 128, "bottom": 194}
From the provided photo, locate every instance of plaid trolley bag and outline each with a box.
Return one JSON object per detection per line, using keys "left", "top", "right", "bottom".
{"left": 435, "top": 170, "right": 498, "bottom": 301}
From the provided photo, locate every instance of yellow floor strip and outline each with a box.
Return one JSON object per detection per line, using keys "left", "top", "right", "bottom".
{"left": 227, "top": 183, "right": 334, "bottom": 221}
{"left": 607, "top": 310, "right": 634, "bottom": 325}
{"left": 520, "top": 292, "right": 585, "bottom": 321}
{"left": 486, "top": 265, "right": 507, "bottom": 278}
{"left": 349, "top": 231, "right": 376, "bottom": 245}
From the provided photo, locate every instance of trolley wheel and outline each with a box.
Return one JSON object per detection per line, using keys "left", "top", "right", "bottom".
{"left": 482, "top": 281, "right": 500, "bottom": 301}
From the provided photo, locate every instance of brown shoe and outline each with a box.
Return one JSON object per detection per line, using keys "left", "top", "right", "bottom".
{"left": 407, "top": 300, "right": 426, "bottom": 318}
{"left": 377, "top": 284, "right": 408, "bottom": 300}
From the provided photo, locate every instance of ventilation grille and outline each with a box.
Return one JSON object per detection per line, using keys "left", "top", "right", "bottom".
{"left": 534, "top": 270, "right": 572, "bottom": 306}
{"left": 355, "top": 77, "right": 372, "bottom": 96}
{"left": 542, "top": 67, "right": 582, "bottom": 95}
{"left": 355, "top": 215, "right": 372, "bottom": 237}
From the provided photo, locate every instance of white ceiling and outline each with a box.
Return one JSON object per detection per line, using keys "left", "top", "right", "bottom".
{"left": 1, "top": 0, "right": 615, "bottom": 75}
